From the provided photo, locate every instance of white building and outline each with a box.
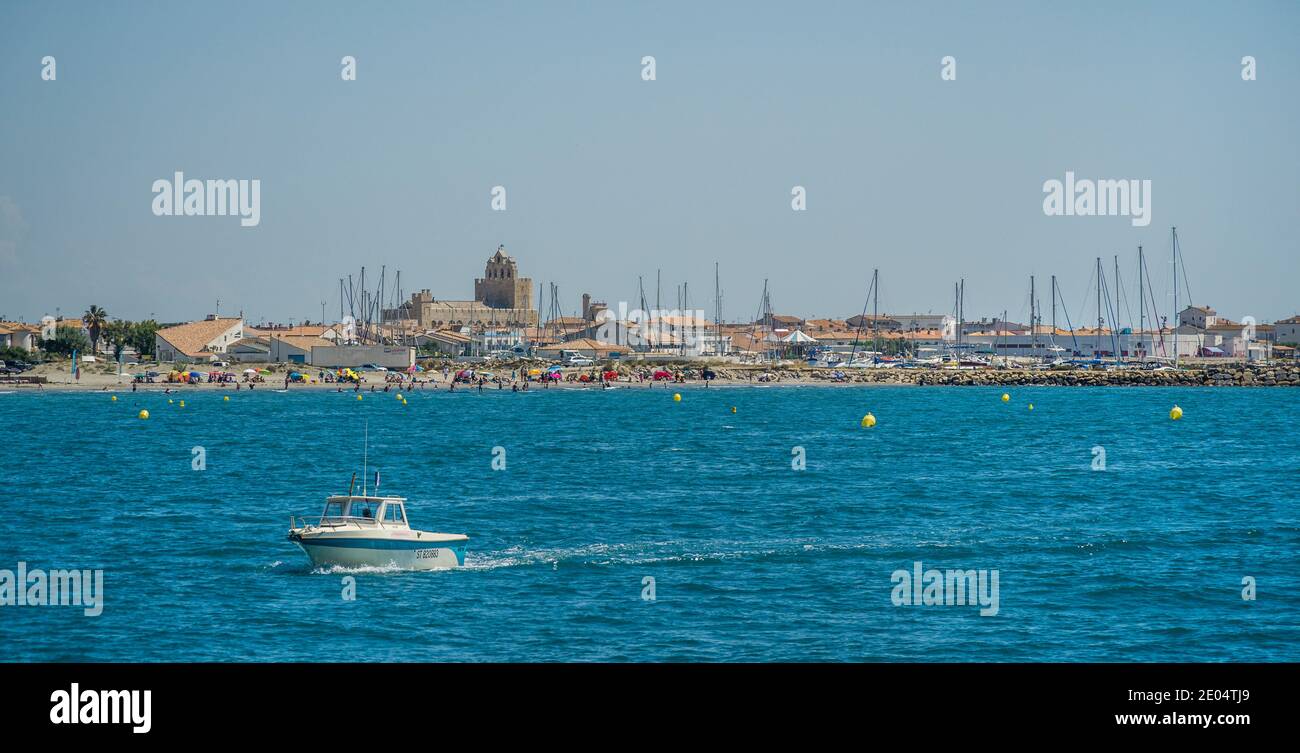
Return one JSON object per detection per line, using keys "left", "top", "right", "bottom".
{"left": 155, "top": 316, "right": 243, "bottom": 363}
{"left": 1275, "top": 316, "right": 1300, "bottom": 345}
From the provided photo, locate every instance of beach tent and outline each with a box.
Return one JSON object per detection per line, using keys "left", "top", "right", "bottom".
{"left": 781, "top": 330, "right": 817, "bottom": 343}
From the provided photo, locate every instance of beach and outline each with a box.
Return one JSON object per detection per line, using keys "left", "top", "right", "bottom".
{"left": 9, "top": 359, "right": 1300, "bottom": 391}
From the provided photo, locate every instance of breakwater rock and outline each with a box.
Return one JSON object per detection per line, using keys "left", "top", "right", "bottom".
{"left": 709, "top": 364, "right": 1300, "bottom": 387}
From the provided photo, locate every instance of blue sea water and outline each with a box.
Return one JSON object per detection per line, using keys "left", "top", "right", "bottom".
{"left": 0, "top": 384, "right": 1296, "bottom": 662}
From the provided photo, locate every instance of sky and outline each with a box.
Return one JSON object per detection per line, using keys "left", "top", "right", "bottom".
{"left": 1, "top": 0, "right": 1297, "bottom": 327}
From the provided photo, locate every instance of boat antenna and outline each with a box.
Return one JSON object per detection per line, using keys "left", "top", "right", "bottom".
{"left": 348, "top": 472, "right": 356, "bottom": 497}
{"left": 362, "top": 420, "right": 368, "bottom": 496}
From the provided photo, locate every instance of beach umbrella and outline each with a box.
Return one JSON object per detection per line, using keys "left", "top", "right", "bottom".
{"left": 243, "top": 368, "right": 257, "bottom": 374}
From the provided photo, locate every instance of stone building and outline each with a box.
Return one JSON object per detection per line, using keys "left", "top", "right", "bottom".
{"left": 392, "top": 246, "right": 538, "bottom": 328}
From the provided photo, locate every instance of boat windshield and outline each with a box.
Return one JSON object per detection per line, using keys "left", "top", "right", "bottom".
{"left": 320, "top": 498, "right": 382, "bottom": 521}
{"left": 345, "top": 499, "right": 379, "bottom": 519}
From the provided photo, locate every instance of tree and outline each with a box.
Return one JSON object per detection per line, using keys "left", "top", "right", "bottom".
{"left": 130, "top": 320, "right": 160, "bottom": 358}
{"left": 43, "top": 325, "right": 91, "bottom": 356}
{"left": 83, "top": 305, "right": 108, "bottom": 353}
{"left": 103, "top": 320, "right": 132, "bottom": 362}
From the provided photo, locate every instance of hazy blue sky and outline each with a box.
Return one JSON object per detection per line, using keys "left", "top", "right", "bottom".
{"left": 1, "top": 1, "right": 1297, "bottom": 326}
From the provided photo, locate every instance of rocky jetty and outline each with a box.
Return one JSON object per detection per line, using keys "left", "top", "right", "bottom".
{"left": 702, "top": 364, "right": 1300, "bottom": 387}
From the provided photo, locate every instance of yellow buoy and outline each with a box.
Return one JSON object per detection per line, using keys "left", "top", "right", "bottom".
{"left": 395, "top": 391, "right": 404, "bottom": 400}
{"left": 673, "top": 393, "right": 682, "bottom": 402}
{"left": 1001, "top": 393, "right": 1010, "bottom": 403}
{"left": 178, "top": 400, "right": 185, "bottom": 407}
{"left": 861, "top": 412, "right": 877, "bottom": 428}
{"left": 110, "top": 395, "right": 117, "bottom": 402}
{"left": 731, "top": 406, "right": 737, "bottom": 414}
{"left": 137, "top": 409, "right": 149, "bottom": 419}
{"left": 168, "top": 399, "right": 174, "bottom": 404}
{"left": 223, "top": 395, "right": 230, "bottom": 402}
{"left": 356, "top": 395, "right": 363, "bottom": 401}
{"left": 1028, "top": 403, "right": 1034, "bottom": 411}
{"left": 1170, "top": 405, "right": 1183, "bottom": 420}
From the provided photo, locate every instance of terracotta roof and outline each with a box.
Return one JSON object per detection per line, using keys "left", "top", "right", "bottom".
{"left": 429, "top": 330, "right": 473, "bottom": 344}
{"left": 0, "top": 322, "right": 40, "bottom": 334}
{"left": 247, "top": 325, "right": 335, "bottom": 338}
{"left": 271, "top": 335, "right": 334, "bottom": 350}
{"left": 157, "top": 318, "right": 243, "bottom": 357}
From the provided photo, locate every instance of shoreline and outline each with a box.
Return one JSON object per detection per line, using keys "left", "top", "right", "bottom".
{"left": 5, "top": 362, "right": 1298, "bottom": 392}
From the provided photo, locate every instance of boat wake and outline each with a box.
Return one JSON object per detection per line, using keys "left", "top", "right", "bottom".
{"left": 311, "top": 562, "right": 412, "bottom": 575}
{"left": 462, "top": 537, "right": 887, "bottom": 571}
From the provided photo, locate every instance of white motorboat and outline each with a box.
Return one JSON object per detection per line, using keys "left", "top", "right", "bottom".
{"left": 288, "top": 494, "right": 468, "bottom": 571}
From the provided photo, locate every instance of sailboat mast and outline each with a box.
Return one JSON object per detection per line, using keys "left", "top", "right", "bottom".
{"left": 714, "top": 262, "right": 722, "bottom": 357}
{"left": 959, "top": 279, "right": 965, "bottom": 351}
{"left": 1051, "top": 275, "right": 1057, "bottom": 331}
{"left": 1138, "top": 245, "right": 1145, "bottom": 360}
{"left": 1030, "top": 275, "right": 1037, "bottom": 352}
{"left": 873, "top": 269, "right": 881, "bottom": 357}
{"left": 1175, "top": 226, "right": 1185, "bottom": 369}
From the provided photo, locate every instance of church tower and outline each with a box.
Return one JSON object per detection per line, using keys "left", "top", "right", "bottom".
{"left": 474, "top": 245, "right": 534, "bottom": 311}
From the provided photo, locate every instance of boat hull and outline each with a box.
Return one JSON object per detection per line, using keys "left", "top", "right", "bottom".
{"left": 292, "top": 534, "right": 467, "bottom": 571}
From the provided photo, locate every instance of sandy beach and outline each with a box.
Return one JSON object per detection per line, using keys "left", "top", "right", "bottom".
{"left": 7, "top": 359, "right": 1299, "bottom": 391}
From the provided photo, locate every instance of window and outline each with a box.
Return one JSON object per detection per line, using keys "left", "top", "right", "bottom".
{"left": 345, "top": 499, "right": 377, "bottom": 519}
{"left": 385, "top": 504, "right": 405, "bottom": 524}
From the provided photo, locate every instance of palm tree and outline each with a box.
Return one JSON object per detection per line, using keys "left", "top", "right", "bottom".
{"left": 83, "top": 305, "right": 108, "bottom": 354}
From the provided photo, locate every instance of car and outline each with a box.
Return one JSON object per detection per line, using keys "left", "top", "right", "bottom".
{"left": 566, "top": 356, "right": 594, "bottom": 366}
{"left": 357, "top": 363, "right": 388, "bottom": 372}
{"left": 211, "top": 361, "right": 230, "bottom": 368}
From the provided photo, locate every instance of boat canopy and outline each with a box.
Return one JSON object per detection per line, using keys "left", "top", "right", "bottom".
{"left": 321, "top": 495, "right": 407, "bottom": 524}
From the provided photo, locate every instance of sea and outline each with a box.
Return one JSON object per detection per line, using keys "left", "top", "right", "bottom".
{"left": 0, "top": 384, "right": 1296, "bottom": 661}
